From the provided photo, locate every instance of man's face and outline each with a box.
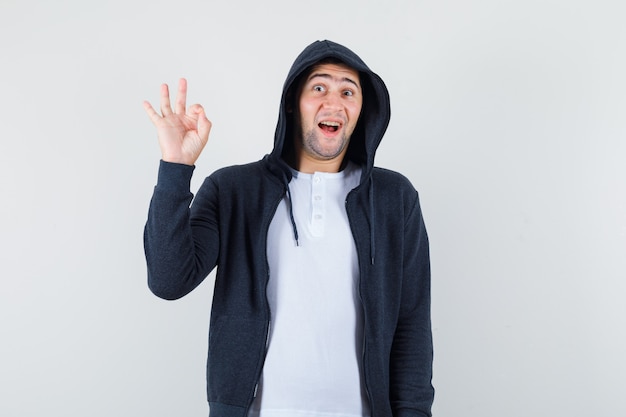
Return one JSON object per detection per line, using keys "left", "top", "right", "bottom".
{"left": 295, "top": 62, "right": 363, "bottom": 163}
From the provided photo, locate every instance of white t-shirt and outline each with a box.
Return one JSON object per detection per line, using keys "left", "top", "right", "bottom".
{"left": 248, "top": 163, "right": 370, "bottom": 417}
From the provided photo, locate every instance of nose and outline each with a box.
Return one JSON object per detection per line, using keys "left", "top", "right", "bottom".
{"left": 322, "top": 92, "right": 342, "bottom": 111}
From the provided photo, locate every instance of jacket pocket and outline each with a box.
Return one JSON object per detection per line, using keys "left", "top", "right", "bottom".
{"left": 207, "top": 316, "right": 267, "bottom": 405}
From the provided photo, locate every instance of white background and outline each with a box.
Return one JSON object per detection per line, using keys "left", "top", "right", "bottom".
{"left": 1, "top": 0, "right": 624, "bottom": 416}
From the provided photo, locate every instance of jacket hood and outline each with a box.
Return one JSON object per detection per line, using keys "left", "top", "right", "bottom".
{"left": 268, "top": 40, "right": 391, "bottom": 182}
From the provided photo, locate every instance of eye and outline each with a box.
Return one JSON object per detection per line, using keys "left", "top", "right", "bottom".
{"left": 343, "top": 90, "right": 354, "bottom": 97}
{"left": 313, "top": 85, "right": 325, "bottom": 92}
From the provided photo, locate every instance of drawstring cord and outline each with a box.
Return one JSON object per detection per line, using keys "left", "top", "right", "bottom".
{"left": 280, "top": 168, "right": 300, "bottom": 246}
{"left": 286, "top": 184, "right": 300, "bottom": 246}
{"left": 279, "top": 163, "right": 374, "bottom": 256}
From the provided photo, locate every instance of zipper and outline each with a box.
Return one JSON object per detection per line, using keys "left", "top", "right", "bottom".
{"left": 346, "top": 193, "right": 374, "bottom": 415}
{"left": 252, "top": 318, "right": 271, "bottom": 399}
{"left": 358, "top": 271, "right": 373, "bottom": 415}
{"left": 245, "top": 188, "right": 284, "bottom": 412}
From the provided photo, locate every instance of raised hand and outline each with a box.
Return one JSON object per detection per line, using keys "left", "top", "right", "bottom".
{"left": 143, "top": 78, "right": 212, "bottom": 166}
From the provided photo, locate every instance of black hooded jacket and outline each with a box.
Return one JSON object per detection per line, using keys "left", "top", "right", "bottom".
{"left": 144, "top": 40, "right": 434, "bottom": 417}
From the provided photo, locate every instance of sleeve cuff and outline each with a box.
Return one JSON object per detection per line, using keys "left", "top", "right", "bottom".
{"left": 155, "top": 160, "right": 196, "bottom": 194}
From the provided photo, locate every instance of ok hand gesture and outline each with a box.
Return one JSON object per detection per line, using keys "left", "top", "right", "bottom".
{"left": 143, "top": 78, "right": 212, "bottom": 166}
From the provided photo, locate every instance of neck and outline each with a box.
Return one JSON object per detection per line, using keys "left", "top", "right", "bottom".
{"left": 294, "top": 155, "right": 346, "bottom": 173}
{"left": 288, "top": 138, "right": 348, "bottom": 174}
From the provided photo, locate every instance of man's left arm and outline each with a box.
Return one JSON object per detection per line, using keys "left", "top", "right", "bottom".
{"left": 390, "top": 193, "right": 434, "bottom": 417}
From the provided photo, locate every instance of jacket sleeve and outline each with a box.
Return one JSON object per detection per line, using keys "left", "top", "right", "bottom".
{"left": 390, "top": 192, "right": 434, "bottom": 417}
{"left": 143, "top": 160, "right": 220, "bottom": 300}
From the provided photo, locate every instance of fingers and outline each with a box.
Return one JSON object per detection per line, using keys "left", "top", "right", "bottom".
{"left": 155, "top": 79, "right": 187, "bottom": 117}
{"left": 145, "top": 79, "right": 205, "bottom": 130}
{"left": 187, "top": 104, "right": 212, "bottom": 142}
{"left": 143, "top": 100, "right": 161, "bottom": 125}
{"left": 160, "top": 83, "right": 173, "bottom": 116}
{"left": 175, "top": 78, "right": 187, "bottom": 115}
{"left": 196, "top": 107, "right": 212, "bottom": 142}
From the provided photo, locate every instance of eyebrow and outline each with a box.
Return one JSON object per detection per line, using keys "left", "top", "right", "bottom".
{"left": 307, "top": 73, "right": 361, "bottom": 89}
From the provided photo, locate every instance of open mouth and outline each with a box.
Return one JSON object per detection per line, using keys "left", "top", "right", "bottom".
{"left": 318, "top": 120, "right": 341, "bottom": 133}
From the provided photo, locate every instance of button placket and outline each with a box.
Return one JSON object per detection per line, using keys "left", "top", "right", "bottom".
{"left": 311, "top": 174, "right": 325, "bottom": 237}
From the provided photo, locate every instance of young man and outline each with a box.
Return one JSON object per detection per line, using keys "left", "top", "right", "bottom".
{"left": 144, "top": 40, "right": 434, "bottom": 417}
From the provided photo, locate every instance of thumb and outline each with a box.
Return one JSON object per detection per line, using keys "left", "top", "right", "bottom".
{"left": 197, "top": 107, "right": 212, "bottom": 143}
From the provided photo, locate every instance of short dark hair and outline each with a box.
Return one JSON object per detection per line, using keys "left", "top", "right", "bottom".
{"left": 301, "top": 57, "right": 361, "bottom": 87}
{"left": 307, "top": 56, "right": 347, "bottom": 70}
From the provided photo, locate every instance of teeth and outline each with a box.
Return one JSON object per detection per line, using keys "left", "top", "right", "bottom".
{"left": 320, "top": 121, "right": 340, "bottom": 127}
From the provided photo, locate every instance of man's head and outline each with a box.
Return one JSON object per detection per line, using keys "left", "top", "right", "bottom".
{"left": 290, "top": 59, "right": 363, "bottom": 173}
